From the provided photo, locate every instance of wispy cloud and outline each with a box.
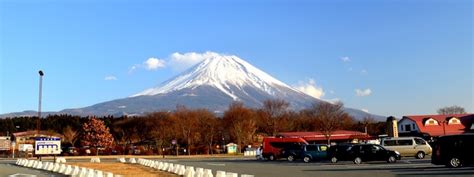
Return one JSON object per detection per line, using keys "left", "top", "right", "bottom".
{"left": 361, "top": 108, "right": 369, "bottom": 113}
{"left": 104, "top": 75, "right": 117, "bottom": 81}
{"left": 294, "top": 79, "right": 325, "bottom": 99}
{"left": 341, "top": 56, "right": 351, "bottom": 62}
{"left": 355, "top": 88, "right": 372, "bottom": 97}
{"left": 360, "top": 69, "right": 368, "bottom": 74}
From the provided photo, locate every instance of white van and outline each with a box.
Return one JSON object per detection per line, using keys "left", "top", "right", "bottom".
{"left": 381, "top": 137, "right": 432, "bottom": 159}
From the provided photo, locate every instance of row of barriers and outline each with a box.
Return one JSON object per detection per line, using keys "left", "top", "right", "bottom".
{"left": 15, "top": 158, "right": 115, "bottom": 177}
{"left": 122, "top": 158, "right": 254, "bottom": 177}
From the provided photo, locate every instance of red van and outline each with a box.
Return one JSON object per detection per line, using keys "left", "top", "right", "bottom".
{"left": 262, "top": 137, "right": 308, "bottom": 161}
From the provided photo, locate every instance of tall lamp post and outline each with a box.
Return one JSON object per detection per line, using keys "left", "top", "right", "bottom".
{"left": 37, "top": 70, "right": 44, "bottom": 135}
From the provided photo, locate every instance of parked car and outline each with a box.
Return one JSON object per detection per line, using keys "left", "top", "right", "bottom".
{"left": 327, "top": 143, "right": 357, "bottom": 163}
{"left": 262, "top": 137, "right": 308, "bottom": 161}
{"left": 431, "top": 134, "right": 474, "bottom": 168}
{"left": 330, "top": 144, "right": 401, "bottom": 164}
{"left": 282, "top": 145, "right": 304, "bottom": 162}
{"left": 300, "top": 144, "right": 329, "bottom": 163}
{"left": 381, "top": 137, "right": 432, "bottom": 159}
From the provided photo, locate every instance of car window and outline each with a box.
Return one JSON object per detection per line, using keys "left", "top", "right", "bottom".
{"left": 398, "top": 140, "right": 413, "bottom": 146}
{"left": 306, "top": 146, "right": 318, "bottom": 151}
{"left": 415, "top": 138, "right": 426, "bottom": 145}
{"left": 383, "top": 140, "right": 396, "bottom": 146}
{"left": 319, "top": 145, "right": 328, "bottom": 151}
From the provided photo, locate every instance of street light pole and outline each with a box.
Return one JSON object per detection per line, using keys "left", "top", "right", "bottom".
{"left": 37, "top": 70, "right": 44, "bottom": 135}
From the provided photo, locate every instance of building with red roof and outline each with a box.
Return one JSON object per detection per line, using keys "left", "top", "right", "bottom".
{"left": 276, "top": 130, "right": 369, "bottom": 144}
{"left": 398, "top": 114, "right": 474, "bottom": 137}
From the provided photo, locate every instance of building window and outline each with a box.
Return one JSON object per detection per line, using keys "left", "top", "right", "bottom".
{"left": 405, "top": 124, "right": 411, "bottom": 132}
{"left": 412, "top": 124, "right": 415, "bottom": 130}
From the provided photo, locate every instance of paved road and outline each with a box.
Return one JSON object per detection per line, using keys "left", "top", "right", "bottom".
{"left": 0, "top": 162, "right": 66, "bottom": 177}
{"left": 2, "top": 156, "right": 473, "bottom": 177}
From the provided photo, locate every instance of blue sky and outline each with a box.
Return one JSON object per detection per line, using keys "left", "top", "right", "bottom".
{"left": 0, "top": 0, "right": 472, "bottom": 117}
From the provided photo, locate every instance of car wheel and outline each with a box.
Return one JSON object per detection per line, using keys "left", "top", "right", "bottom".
{"left": 287, "top": 155, "right": 295, "bottom": 162}
{"left": 416, "top": 152, "right": 425, "bottom": 159}
{"left": 303, "top": 156, "right": 311, "bottom": 163}
{"left": 269, "top": 154, "right": 275, "bottom": 161}
{"left": 387, "top": 156, "right": 397, "bottom": 163}
{"left": 448, "top": 157, "right": 462, "bottom": 168}
{"left": 330, "top": 157, "right": 338, "bottom": 163}
{"left": 353, "top": 157, "right": 362, "bottom": 164}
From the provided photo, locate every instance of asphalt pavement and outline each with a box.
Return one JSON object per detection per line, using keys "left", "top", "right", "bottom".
{"left": 1, "top": 156, "right": 473, "bottom": 177}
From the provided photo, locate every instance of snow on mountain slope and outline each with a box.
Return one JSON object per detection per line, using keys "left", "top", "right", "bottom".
{"left": 132, "top": 52, "right": 301, "bottom": 100}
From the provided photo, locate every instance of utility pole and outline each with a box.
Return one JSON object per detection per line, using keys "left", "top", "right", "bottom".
{"left": 37, "top": 70, "right": 44, "bottom": 135}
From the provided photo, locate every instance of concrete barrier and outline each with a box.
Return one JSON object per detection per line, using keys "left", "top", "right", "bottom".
{"left": 167, "top": 163, "right": 174, "bottom": 172}
{"left": 26, "top": 160, "right": 34, "bottom": 167}
{"left": 178, "top": 165, "right": 186, "bottom": 176}
{"left": 58, "top": 164, "right": 67, "bottom": 174}
{"left": 95, "top": 170, "right": 104, "bottom": 177}
{"left": 162, "top": 162, "right": 169, "bottom": 171}
{"left": 117, "top": 157, "right": 126, "bottom": 163}
{"left": 216, "top": 171, "right": 226, "bottom": 177}
{"left": 90, "top": 157, "right": 101, "bottom": 163}
{"left": 32, "top": 161, "right": 40, "bottom": 169}
{"left": 52, "top": 163, "right": 61, "bottom": 172}
{"left": 42, "top": 162, "right": 50, "bottom": 170}
{"left": 46, "top": 163, "right": 55, "bottom": 171}
{"left": 56, "top": 157, "right": 66, "bottom": 163}
{"left": 35, "top": 161, "right": 43, "bottom": 169}
{"left": 71, "top": 166, "right": 80, "bottom": 176}
{"left": 225, "top": 173, "right": 238, "bottom": 177}
{"left": 15, "top": 159, "right": 21, "bottom": 165}
{"left": 129, "top": 158, "right": 136, "bottom": 164}
{"left": 195, "top": 167, "right": 204, "bottom": 177}
{"left": 240, "top": 175, "right": 254, "bottom": 177}
{"left": 184, "top": 166, "right": 195, "bottom": 177}
{"left": 86, "top": 168, "right": 95, "bottom": 177}
{"left": 78, "top": 167, "right": 88, "bottom": 177}
{"left": 173, "top": 164, "right": 181, "bottom": 174}
{"left": 104, "top": 172, "right": 114, "bottom": 177}
{"left": 203, "top": 169, "right": 214, "bottom": 177}
{"left": 153, "top": 161, "right": 160, "bottom": 169}
{"left": 64, "top": 165, "right": 73, "bottom": 175}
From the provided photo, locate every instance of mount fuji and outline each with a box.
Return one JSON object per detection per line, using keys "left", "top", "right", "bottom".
{"left": 1, "top": 53, "right": 384, "bottom": 120}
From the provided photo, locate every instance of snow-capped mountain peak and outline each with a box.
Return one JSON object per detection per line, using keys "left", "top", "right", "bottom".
{"left": 132, "top": 53, "right": 298, "bottom": 100}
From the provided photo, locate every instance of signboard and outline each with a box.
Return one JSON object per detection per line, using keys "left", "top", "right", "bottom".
{"left": 35, "top": 137, "right": 61, "bottom": 155}
{"left": 19, "top": 144, "right": 34, "bottom": 152}
{"left": 0, "top": 136, "right": 11, "bottom": 150}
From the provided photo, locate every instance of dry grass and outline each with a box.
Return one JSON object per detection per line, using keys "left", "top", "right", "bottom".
{"left": 67, "top": 162, "right": 178, "bottom": 177}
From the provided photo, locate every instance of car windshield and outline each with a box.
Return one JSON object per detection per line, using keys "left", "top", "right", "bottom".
{"left": 374, "top": 145, "right": 386, "bottom": 150}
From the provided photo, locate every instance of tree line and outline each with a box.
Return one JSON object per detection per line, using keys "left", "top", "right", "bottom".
{"left": 0, "top": 100, "right": 387, "bottom": 155}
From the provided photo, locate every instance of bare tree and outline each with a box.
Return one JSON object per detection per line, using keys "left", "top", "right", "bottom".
{"left": 174, "top": 105, "right": 200, "bottom": 155}
{"left": 258, "top": 99, "right": 290, "bottom": 136}
{"left": 223, "top": 102, "right": 257, "bottom": 153}
{"left": 310, "top": 101, "right": 352, "bottom": 144}
{"left": 196, "top": 109, "right": 218, "bottom": 155}
{"left": 62, "top": 126, "right": 78, "bottom": 147}
{"left": 437, "top": 105, "right": 466, "bottom": 115}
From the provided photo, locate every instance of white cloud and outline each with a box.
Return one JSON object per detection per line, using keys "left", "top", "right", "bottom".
{"left": 341, "top": 56, "right": 351, "bottom": 62}
{"left": 144, "top": 57, "right": 166, "bottom": 70}
{"left": 169, "top": 51, "right": 220, "bottom": 71}
{"left": 104, "top": 75, "right": 117, "bottom": 81}
{"left": 355, "top": 88, "right": 372, "bottom": 97}
{"left": 295, "top": 79, "right": 325, "bottom": 99}
{"left": 361, "top": 69, "right": 368, "bottom": 74}
{"left": 323, "top": 98, "right": 340, "bottom": 104}
{"left": 362, "top": 109, "right": 369, "bottom": 113}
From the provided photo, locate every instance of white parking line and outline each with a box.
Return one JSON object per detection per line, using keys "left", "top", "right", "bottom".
{"left": 207, "top": 163, "right": 226, "bottom": 166}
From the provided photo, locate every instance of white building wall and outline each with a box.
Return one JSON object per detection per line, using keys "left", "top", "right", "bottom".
{"left": 398, "top": 118, "right": 419, "bottom": 133}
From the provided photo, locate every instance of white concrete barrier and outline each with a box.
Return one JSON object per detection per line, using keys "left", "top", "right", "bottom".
{"left": 117, "top": 157, "right": 126, "bottom": 163}
{"left": 173, "top": 164, "right": 181, "bottom": 174}
{"left": 95, "top": 170, "right": 104, "bottom": 177}
{"left": 64, "top": 165, "right": 73, "bottom": 175}
{"left": 203, "top": 169, "right": 214, "bottom": 177}
{"left": 58, "top": 164, "right": 67, "bottom": 174}
{"left": 31, "top": 161, "right": 39, "bottom": 169}
{"left": 90, "top": 157, "right": 101, "bottom": 163}
{"left": 240, "top": 175, "right": 254, "bottom": 177}
{"left": 153, "top": 161, "right": 160, "bottom": 169}
{"left": 225, "top": 172, "right": 238, "bottom": 177}
{"left": 129, "top": 158, "right": 136, "bottom": 164}
{"left": 216, "top": 171, "right": 226, "bottom": 177}
{"left": 52, "top": 163, "right": 61, "bottom": 172}
{"left": 15, "top": 159, "right": 21, "bottom": 165}
{"left": 46, "top": 163, "right": 55, "bottom": 171}
{"left": 178, "top": 165, "right": 186, "bottom": 176}
{"left": 78, "top": 167, "right": 88, "bottom": 177}
{"left": 162, "top": 162, "right": 169, "bottom": 171}
{"left": 26, "top": 160, "right": 34, "bottom": 167}
{"left": 167, "top": 163, "right": 174, "bottom": 172}
{"left": 104, "top": 172, "right": 114, "bottom": 177}
{"left": 195, "top": 167, "right": 204, "bottom": 177}
{"left": 71, "top": 166, "right": 81, "bottom": 176}
{"left": 42, "top": 162, "right": 50, "bottom": 170}
{"left": 35, "top": 161, "right": 43, "bottom": 169}
{"left": 56, "top": 157, "right": 66, "bottom": 163}
{"left": 86, "top": 168, "right": 95, "bottom": 177}
{"left": 184, "top": 166, "right": 195, "bottom": 177}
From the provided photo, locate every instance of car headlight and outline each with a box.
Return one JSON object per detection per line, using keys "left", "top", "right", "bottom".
{"left": 395, "top": 151, "right": 400, "bottom": 155}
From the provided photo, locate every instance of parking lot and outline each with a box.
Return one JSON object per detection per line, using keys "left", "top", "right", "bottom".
{"left": 1, "top": 156, "right": 474, "bottom": 177}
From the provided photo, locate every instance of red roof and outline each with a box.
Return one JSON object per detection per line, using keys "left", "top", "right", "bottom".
{"left": 277, "top": 130, "right": 369, "bottom": 141}
{"left": 402, "top": 114, "right": 474, "bottom": 136}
